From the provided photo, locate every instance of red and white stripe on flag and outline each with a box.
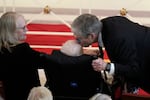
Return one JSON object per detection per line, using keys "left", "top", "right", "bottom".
{"left": 26, "top": 23, "right": 109, "bottom": 60}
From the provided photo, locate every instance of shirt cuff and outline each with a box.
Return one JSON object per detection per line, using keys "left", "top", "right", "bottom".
{"left": 109, "top": 63, "right": 115, "bottom": 75}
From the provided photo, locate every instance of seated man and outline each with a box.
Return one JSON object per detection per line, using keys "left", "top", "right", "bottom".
{"left": 45, "top": 40, "right": 110, "bottom": 99}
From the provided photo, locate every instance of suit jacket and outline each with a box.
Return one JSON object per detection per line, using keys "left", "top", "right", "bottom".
{"left": 101, "top": 16, "right": 150, "bottom": 93}
{"left": 0, "top": 43, "right": 50, "bottom": 100}
{"left": 44, "top": 50, "right": 109, "bottom": 99}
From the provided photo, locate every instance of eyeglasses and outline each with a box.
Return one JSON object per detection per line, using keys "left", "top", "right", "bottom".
{"left": 16, "top": 26, "right": 26, "bottom": 30}
{"left": 76, "top": 34, "right": 90, "bottom": 44}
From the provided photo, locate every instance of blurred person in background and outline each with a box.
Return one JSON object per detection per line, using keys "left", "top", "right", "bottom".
{"left": 27, "top": 86, "right": 53, "bottom": 100}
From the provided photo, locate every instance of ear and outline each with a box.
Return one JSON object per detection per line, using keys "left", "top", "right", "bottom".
{"left": 88, "top": 33, "right": 97, "bottom": 42}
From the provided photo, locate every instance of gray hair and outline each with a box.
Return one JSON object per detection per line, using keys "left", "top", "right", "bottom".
{"left": 71, "top": 13, "right": 102, "bottom": 38}
{"left": 0, "top": 11, "right": 23, "bottom": 52}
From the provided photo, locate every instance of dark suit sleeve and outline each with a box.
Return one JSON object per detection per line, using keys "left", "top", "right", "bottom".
{"left": 107, "top": 37, "right": 140, "bottom": 80}
{"left": 42, "top": 51, "right": 94, "bottom": 65}
{"left": 22, "top": 43, "right": 53, "bottom": 69}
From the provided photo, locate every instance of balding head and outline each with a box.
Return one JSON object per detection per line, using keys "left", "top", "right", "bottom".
{"left": 60, "top": 40, "right": 83, "bottom": 56}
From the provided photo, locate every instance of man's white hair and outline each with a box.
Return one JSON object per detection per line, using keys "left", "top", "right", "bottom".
{"left": 60, "top": 40, "right": 83, "bottom": 56}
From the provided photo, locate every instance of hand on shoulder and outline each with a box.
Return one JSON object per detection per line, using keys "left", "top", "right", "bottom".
{"left": 83, "top": 49, "right": 100, "bottom": 56}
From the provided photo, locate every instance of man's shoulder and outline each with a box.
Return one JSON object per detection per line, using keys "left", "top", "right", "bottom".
{"left": 101, "top": 16, "right": 128, "bottom": 22}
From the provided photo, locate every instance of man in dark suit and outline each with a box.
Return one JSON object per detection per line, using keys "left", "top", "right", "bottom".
{"left": 44, "top": 40, "right": 110, "bottom": 100}
{"left": 71, "top": 13, "right": 150, "bottom": 94}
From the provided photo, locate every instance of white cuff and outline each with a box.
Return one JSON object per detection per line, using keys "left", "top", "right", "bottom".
{"left": 109, "top": 63, "right": 115, "bottom": 75}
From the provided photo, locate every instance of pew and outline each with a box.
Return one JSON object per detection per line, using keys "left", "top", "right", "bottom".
{"left": 122, "top": 93, "right": 150, "bottom": 100}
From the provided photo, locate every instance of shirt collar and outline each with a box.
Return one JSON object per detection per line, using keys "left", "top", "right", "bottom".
{"left": 98, "top": 32, "right": 104, "bottom": 48}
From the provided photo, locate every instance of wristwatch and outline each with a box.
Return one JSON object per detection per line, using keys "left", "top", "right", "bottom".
{"left": 105, "top": 63, "right": 111, "bottom": 72}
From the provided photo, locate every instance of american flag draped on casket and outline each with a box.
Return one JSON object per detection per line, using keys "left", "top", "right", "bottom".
{"left": 26, "top": 23, "right": 109, "bottom": 60}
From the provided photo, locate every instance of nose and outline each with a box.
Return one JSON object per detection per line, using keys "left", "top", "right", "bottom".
{"left": 25, "top": 26, "right": 28, "bottom": 32}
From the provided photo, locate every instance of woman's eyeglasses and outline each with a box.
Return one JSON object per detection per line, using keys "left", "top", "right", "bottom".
{"left": 17, "top": 26, "right": 26, "bottom": 30}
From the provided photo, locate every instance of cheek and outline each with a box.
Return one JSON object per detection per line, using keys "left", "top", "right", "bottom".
{"left": 16, "top": 30, "right": 26, "bottom": 40}
{"left": 16, "top": 31, "right": 22, "bottom": 37}
{"left": 18, "top": 30, "right": 26, "bottom": 36}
